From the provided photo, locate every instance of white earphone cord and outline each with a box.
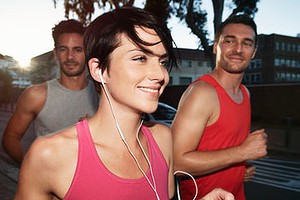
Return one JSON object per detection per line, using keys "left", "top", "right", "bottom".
{"left": 98, "top": 69, "right": 198, "bottom": 200}
{"left": 174, "top": 171, "right": 198, "bottom": 200}
{"left": 98, "top": 69, "right": 160, "bottom": 200}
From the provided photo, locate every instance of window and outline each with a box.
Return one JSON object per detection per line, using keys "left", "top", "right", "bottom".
{"left": 244, "top": 73, "right": 261, "bottom": 83}
{"left": 250, "top": 73, "right": 261, "bottom": 83}
{"left": 168, "top": 76, "right": 173, "bottom": 85}
{"left": 249, "top": 59, "right": 261, "bottom": 69}
{"left": 286, "top": 73, "right": 291, "bottom": 80}
{"left": 197, "top": 61, "right": 203, "bottom": 67}
{"left": 275, "top": 72, "right": 280, "bottom": 81}
{"left": 281, "top": 42, "right": 285, "bottom": 51}
{"left": 182, "top": 60, "right": 192, "bottom": 67}
{"left": 256, "top": 60, "right": 261, "bottom": 68}
{"left": 291, "top": 60, "right": 296, "bottom": 67}
{"left": 286, "top": 59, "right": 291, "bottom": 67}
{"left": 276, "top": 42, "right": 280, "bottom": 51}
{"left": 287, "top": 44, "right": 291, "bottom": 51}
{"left": 292, "top": 44, "right": 296, "bottom": 52}
{"left": 280, "top": 59, "right": 285, "bottom": 66}
{"left": 274, "top": 58, "right": 280, "bottom": 66}
{"left": 179, "top": 77, "right": 192, "bottom": 85}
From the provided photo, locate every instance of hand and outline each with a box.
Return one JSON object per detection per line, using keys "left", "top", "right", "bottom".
{"left": 200, "top": 188, "right": 235, "bottom": 200}
{"left": 244, "top": 162, "right": 256, "bottom": 182}
{"left": 240, "top": 129, "right": 268, "bottom": 160}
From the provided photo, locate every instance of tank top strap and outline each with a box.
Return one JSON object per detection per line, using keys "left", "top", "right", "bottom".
{"left": 198, "top": 74, "right": 221, "bottom": 88}
{"left": 75, "top": 119, "right": 92, "bottom": 150}
{"left": 239, "top": 84, "right": 249, "bottom": 100}
{"left": 198, "top": 74, "right": 249, "bottom": 104}
{"left": 141, "top": 125, "right": 156, "bottom": 149}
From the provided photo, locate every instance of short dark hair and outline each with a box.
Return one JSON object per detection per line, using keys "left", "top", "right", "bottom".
{"left": 52, "top": 19, "right": 86, "bottom": 48}
{"left": 215, "top": 14, "right": 257, "bottom": 46}
{"left": 84, "top": 7, "right": 177, "bottom": 93}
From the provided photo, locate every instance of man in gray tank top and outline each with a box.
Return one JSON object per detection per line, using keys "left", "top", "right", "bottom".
{"left": 34, "top": 78, "right": 98, "bottom": 137}
{"left": 2, "top": 19, "right": 99, "bottom": 165}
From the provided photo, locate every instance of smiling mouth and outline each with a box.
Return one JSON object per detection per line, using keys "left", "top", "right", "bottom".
{"left": 139, "top": 87, "right": 159, "bottom": 93}
{"left": 229, "top": 57, "right": 244, "bottom": 63}
{"left": 229, "top": 54, "right": 244, "bottom": 60}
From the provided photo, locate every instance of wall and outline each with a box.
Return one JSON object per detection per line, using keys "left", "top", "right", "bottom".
{"left": 160, "top": 84, "right": 300, "bottom": 127}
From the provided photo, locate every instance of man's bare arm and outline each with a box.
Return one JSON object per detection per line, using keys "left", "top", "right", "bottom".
{"left": 2, "top": 84, "right": 46, "bottom": 164}
{"left": 171, "top": 82, "right": 267, "bottom": 176}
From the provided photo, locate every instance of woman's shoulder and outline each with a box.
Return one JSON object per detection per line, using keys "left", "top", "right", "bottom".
{"left": 143, "top": 122, "right": 172, "bottom": 149}
{"left": 143, "top": 122, "right": 171, "bottom": 138}
{"left": 24, "top": 126, "right": 78, "bottom": 169}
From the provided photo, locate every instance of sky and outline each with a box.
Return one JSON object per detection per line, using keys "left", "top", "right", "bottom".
{"left": 0, "top": 0, "right": 299, "bottom": 67}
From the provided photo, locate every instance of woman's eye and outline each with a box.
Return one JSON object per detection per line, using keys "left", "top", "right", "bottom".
{"left": 133, "top": 56, "right": 146, "bottom": 62}
{"left": 160, "top": 60, "right": 168, "bottom": 67}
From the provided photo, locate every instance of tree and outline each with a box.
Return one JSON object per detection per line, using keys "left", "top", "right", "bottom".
{"left": 53, "top": 0, "right": 259, "bottom": 65}
{"left": 174, "top": 0, "right": 259, "bottom": 65}
{"left": 53, "top": 0, "right": 170, "bottom": 25}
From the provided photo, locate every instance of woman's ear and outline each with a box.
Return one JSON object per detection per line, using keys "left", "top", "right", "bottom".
{"left": 88, "top": 58, "right": 106, "bottom": 83}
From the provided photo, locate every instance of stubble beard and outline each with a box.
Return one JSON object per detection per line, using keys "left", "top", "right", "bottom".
{"left": 61, "top": 63, "right": 86, "bottom": 77}
{"left": 223, "top": 62, "right": 248, "bottom": 74}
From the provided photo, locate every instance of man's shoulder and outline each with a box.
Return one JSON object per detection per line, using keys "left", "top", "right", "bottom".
{"left": 186, "top": 79, "right": 217, "bottom": 99}
{"left": 17, "top": 82, "right": 48, "bottom": 111}
{"left": 23, "top": 83, "right": 47, "bottom": 101}
{"left": 25, "top": 82, "right": 47, "bottom": 94}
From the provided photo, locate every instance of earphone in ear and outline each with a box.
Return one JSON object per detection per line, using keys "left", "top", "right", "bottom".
{"left": 98, "top": 68, "right": 105, "bottom": 85}
{"left": 93, "top": 62, "right": 161, "bottom": 200}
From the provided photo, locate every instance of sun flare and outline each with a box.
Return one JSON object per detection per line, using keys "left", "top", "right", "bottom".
{"left": 16, "top": 55, "right": 31, "bottom": 69}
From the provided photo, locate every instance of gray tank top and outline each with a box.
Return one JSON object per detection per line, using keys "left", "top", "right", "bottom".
{"left": 34, "top": 79, "right": 99, "bottom": 136}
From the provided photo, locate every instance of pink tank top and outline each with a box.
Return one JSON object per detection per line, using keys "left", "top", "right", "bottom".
{"left": 180, "top": 75, "right": 250, "bottom": 200}
{"left": 63, "top": 119, "right": 169, "bottom": 200}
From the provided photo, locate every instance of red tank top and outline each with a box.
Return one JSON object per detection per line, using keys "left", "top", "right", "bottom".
{"left": 180, "top": 75, "right": 250, "bottom": 200}
{"left": 64, "top": 119, "right": 169, "bottom": 200}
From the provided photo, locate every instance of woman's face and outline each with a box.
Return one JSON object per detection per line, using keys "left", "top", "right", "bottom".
{"left": 103, "top": 27, "right": 170, "bottom": 114}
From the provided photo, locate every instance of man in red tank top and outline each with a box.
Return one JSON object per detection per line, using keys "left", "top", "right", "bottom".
{"left": 172, "top": 14, "right": 268, "bottom": 200}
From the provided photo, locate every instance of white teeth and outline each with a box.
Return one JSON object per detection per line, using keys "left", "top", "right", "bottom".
{"left": 140, "top": 87, "right": 158, "bottom": 93}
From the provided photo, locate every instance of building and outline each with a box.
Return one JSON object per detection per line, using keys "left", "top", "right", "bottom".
{"left": 22, "top": 33, "right": 300, "bottom": 87}
{"left": 28, "top": 48, "right": 213, "bottom": 86}
{"left": 244, "top": 34, "right": 300, "bottom": 85}
{"left": 0, "top": 54, "right": 31, "bottom": 88}
{"left": 0, "top": 54, "right": 16, "bottom": 69}
{"left": 30, "top": 51, "right": 58, "bottom": 84}
{"left": 170, "top": 48, "right": 212, "bottom": 85}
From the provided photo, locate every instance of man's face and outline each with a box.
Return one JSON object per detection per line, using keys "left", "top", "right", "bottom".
{"left": 214, "top": 23, "right": 257, "bottom": 74}
{"left": 54, "top": 33, "right": 86, "bottom": 77}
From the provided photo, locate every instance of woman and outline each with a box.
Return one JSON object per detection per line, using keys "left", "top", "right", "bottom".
{"left": 15, "top": 7, "right": 233, "bottom": 200}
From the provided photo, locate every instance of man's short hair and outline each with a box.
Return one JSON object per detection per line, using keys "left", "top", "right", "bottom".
{"left": 52, "top": 19, "right": 85, "bottom": 48}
